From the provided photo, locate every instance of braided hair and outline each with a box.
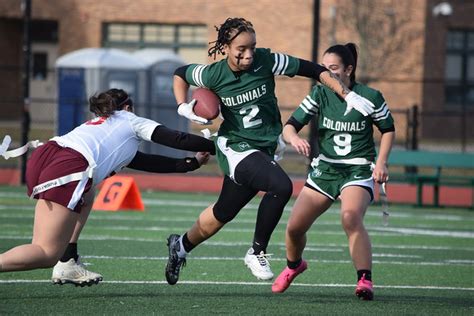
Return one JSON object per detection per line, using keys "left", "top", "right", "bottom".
{"left": 89, "top": 88, "right": 131, "bottom": 117}
{"left": 208, "top": 17, "right": 255, "bottom": 60}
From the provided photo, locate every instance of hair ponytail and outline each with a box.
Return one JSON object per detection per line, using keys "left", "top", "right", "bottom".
{"left": 324, "top": 42, "right": 358, "bottom": 83}
{"left": 344, "top": 43, "right": 358, "bottom": 82}
{"left": 89, "top": 88, "right": 129, "bottom": 117}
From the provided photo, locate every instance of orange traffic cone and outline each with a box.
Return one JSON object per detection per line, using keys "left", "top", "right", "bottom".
{"left": 92, "top": 176, "right": 144, "bottom": 211}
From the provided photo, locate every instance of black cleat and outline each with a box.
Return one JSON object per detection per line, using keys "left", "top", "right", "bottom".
{"left": 165, "top": 234, "right": 186, "bottom": 285}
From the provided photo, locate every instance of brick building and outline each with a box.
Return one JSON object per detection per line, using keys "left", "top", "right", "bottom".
{"left": 0, "top": 0, "right": 472, "bottom": 147}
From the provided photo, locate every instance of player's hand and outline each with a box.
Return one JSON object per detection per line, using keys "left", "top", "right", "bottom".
{"left": 177, "top": 100, "right": 211, "bottom": 125}
{"left": 195, "top": 152, "right": 210, "bottom": 166}
{"left": 288, "top": 135, "right": 311, "bottom": 157}
{"left": 372, "top": 162, "right": 389, "bottom": 183}
{"left": 344, "top": 91, "right": 375, "bottom": 116}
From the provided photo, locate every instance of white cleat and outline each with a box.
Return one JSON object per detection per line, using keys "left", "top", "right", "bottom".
{"left": 244, "top": 247, "right": 274, "bottom": 280}
{"left": 52, "top": 257, "right": 103, "bottom": 287}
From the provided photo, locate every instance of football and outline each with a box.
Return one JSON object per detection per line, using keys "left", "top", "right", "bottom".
{"left": 192, "top": 88, "right": 221, "bottom": 120}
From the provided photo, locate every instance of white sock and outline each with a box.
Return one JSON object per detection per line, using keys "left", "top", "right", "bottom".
{"left": 177, "top": 235, "right": 188, "bottom": 258}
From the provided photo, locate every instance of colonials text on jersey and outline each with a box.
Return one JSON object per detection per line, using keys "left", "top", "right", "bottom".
{"left": 221, "top": 84, "right": 267, "bottom": 107}
{"left": 323, "top": 117, "right": 366, "bottom": 132}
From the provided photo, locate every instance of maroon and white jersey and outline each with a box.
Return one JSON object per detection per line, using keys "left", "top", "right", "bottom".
{"left": 51, "top": 110, "right": 159, "bottom": 184}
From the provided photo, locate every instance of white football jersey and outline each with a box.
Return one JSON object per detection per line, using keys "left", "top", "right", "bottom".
{"left": 52, "top": 110, "right": 159, "bottom": 184}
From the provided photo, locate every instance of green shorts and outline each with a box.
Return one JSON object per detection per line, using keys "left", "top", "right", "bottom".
{"left": 306, "top": 159, "right": 374, "bottom": 201}
{"left": 215, "top": 136, "right": 260, "bottom": 183}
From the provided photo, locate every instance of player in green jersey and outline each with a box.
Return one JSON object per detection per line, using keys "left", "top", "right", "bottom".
{"left": 272, "top": 43, "right": 395, "bottom": 300}
{"left": 165, "top": 18, "right": 377, "bottom": 284}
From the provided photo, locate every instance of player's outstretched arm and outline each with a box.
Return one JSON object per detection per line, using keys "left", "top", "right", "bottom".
{"left": 297, "top": 59, "right": 375, "bottom": 116}
{"left": 151, "top": 125, "right": 215, "bottom": 155}
{"left": 127, "top": 151, "right": 210, "bottom": 173}
{"left": 319, "top": 71, "right": 375, "bottom": 116}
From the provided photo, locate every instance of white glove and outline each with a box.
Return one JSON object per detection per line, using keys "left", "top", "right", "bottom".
{"left": 344, "top": 91, "right": 376, "bottom": 116}
{"left": 177, "top": 100, "right": 211, "bottom": 125}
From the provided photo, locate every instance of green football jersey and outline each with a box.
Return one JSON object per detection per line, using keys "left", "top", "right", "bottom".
{"left": 291, "top": 82, "right": 394, "bottom": 162}
{"left": 185, "top": 48, "right": 300, "bottom": 154}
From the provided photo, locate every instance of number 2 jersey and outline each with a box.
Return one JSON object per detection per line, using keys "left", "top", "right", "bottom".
{"left": 184, "top": 48, "right": 300, "bottom": 155}
{"left": 291, "top": 83, "right": 395, "bottom": 163}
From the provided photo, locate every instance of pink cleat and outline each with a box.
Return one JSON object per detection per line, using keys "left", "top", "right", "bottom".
{"left": 355, "top": 273, "right": 374, "bottom": 300}
{"left": 271, "top": 260, "right": 307, "bottom": 293}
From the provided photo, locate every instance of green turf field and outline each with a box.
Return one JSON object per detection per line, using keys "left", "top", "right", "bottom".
{"left": 0, "top": 185, "right": 473, "bottom": 315}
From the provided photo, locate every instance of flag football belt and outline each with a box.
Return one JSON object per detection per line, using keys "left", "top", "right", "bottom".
{"left": 0, "top": 135, "right": 43, "bottom": 160}
{"left": 0, "top": 134, "right": 95, "bottom": 199}
{"left": 312, "top": 154, "right": 373, "bottom": 167}
{"left": 29, "top": 166, "right": 94, "bottom": 198}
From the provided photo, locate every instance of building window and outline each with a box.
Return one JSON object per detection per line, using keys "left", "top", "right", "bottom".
{"left": 445, "top": 30, "right": 474, "bottom": 107}
{"left": 102, "top": 23, "right": 208, "bottom": 63}
{"left": 32, "top": 52, "right": 48, "bottom": 80}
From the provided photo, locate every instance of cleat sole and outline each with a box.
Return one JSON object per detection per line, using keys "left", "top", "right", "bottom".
{"left": 356, "top": 289, "right": 374, "bottom": 301}
{"left": 52, "top": 278, "right": 103, "bottom": 287}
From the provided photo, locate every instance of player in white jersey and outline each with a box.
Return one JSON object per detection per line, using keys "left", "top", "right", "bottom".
{"left": 0, "top": 88, "right": 215, "bottom": 286}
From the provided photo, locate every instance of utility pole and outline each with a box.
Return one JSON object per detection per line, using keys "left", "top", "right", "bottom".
{"left": 21, "top": 0, "right": 31, "bottom": 184}
{"left": 309, "top": 0, "right": 320, "bottom": 162}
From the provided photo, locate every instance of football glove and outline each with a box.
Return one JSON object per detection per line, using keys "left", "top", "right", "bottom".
{"left": 344, "top": 91, "right": 376, "bottom": 116}
{"left": 177, "top": 100, "right": 211, "bottom": 125}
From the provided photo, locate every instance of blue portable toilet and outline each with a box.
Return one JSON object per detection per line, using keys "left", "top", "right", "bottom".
{"left": 55, "top": 48, "right": 147, "bottom": 136}
{"left": 133, "top": 49, "right": 189, "bottom": 157}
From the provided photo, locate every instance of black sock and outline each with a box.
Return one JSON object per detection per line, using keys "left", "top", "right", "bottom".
{"left": 252, "top": 241, "right": 266, "bottom": 254}
{"left": 182, "top": 233, "right": 196, "bottom": 253}
{"left": 60, "top": 243, "right": 78, "bottom": 262}
{"left": 357, "top": 269, "right": 372, "bottom": 281}
{"left": 287, "top": 258, "right": 302, "bottom": 270}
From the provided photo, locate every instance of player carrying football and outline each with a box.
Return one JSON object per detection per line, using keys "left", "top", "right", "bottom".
{"left": 166, "top": 17, "right": 377, "bottom": 284}
{"left": 272, "top": 43, "right": 395, "bottom": 300}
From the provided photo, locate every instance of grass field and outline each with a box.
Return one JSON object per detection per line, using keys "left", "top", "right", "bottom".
{"left": 0, "top": 185, "right": 473, "bottom": 315}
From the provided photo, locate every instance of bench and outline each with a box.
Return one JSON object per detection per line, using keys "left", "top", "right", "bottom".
{"left": 387, "top": 150, "right": 474, "bottom": 207}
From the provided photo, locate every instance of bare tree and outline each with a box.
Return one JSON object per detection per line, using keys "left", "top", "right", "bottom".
{"left": 336, "top": 0, "right": 423, "bottom": 83}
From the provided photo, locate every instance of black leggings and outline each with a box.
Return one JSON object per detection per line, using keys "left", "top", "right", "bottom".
{"left": 213, "top": 151, "right": 293, "bottom": 248}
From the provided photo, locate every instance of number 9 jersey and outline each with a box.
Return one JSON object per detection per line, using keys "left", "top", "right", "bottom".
{"left": 184, "top": 48, "right": 300, "bottom": 155}
{"left": 292, "top": 83, "right": 395, "bottom": 163}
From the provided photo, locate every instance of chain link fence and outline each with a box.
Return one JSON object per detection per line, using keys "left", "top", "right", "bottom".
{"left": 1, "top": 66, "right": 473, "bottom": 177}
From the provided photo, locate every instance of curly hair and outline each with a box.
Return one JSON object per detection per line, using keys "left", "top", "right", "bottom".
{"left": 89, "top": 88, "right": 130, "bottom": 117}
{"left": 208, "top": 17, "right": 255, "bottom": 60}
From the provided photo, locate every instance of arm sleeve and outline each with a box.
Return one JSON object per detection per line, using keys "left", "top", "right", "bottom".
{"left": 174, "top": 65, "right": 190, "bottom": 82}
{"left": 379, "top": 125, "right": 395, "bottom": 134}
{"left": 127, "top": 151, "right": 200, "bottom": 173}
{"left": 297, "top": 59, "right": 328, "bottom": 81}
{"left": 285, "top": 117, "right": 305, "bottom": 133}
{"left": 151, "top": 125, "right": 216, "bottom": 154}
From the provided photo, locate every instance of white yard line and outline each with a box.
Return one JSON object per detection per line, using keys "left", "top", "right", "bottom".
{"left": 0, "top": 279, "right": 472, "bottom": 291}
{"left": 2, "top": 220, "right": 472, "bottom": 238}
{"left": 38, "top": 254, "right": 473, "bottom": 266}
{"left": 0, "top": 192, "right": 472, "bottom": 222}
{"left": 0, "top": 234, "right": 472, "bottom": 252}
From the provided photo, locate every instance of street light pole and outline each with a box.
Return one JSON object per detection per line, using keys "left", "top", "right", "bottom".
{"left": 309, "top": 0, "right": 320, "bottom": 162}
{"left": 21, "top": 0, "right": 31, "bottom": 184}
